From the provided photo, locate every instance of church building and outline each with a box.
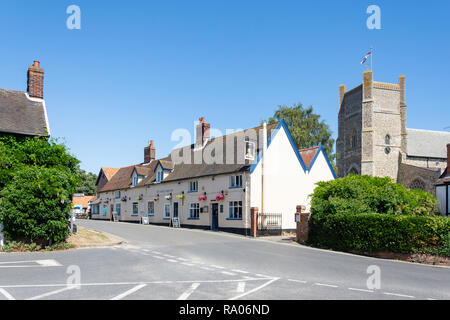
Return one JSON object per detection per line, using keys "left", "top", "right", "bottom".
{"left": 336, "top": 70, "right": 450, "bottom": 195}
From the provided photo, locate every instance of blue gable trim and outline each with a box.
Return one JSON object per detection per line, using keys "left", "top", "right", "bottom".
{"left": 153, "top": 161, "right": 173, "bottom": 173}
{"left": 249, "top": 120, "right": 336, "bottom": 179}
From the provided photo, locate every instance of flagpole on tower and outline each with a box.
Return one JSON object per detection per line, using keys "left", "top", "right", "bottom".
{"left": 371, "top": 46, "right": 373, "bottom": 71}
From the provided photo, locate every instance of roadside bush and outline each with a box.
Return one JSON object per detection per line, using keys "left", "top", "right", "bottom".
{"left": 311, "top": 175, "right": 438, "bottom": 216}
{"left": 0, "top": 166, "right": 78, "bottom": 246}
{"left": 308, "top": 213, "right": 450, "bottom": 255}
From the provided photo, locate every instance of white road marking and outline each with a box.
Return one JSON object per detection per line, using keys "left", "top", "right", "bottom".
{"left": 0, "top": 259, "right": 62, "bottom": 268}
{"left": 236, "top": 282, "right": 246, "bottom": 293}
{"left": 177, "top": 258, "right": 189, "bottom": 262}
{"left": 314, "top": 283, "right": 339, "bottom": 288}
{"left": 210, "top": 265, "right": 225, "bottom": 269}
{"left": 383, "top": 292, "right": 415, "bottom": 299}
{"left": 288, "top": 279, "right": 308, "bottom": 284}
{"left": 0, "top": 288, "right": 15, "bottom": 300}
{"left": 111, "top": 284, "right": 147, "bottom": 300}
{"left": 232, "top": 269, "right": 249, "bottom": 274}
{"left": 152, "top": 256, "right": 165, "bottom": 259}
{"left": 200, "top": 266, "right": 214, "bottom": 271}
{"left": 27, "top": 286, "right": 77, "bottom": 300}
{"left": 229, "top": 278, "right": 280, "bottom": 300}
{"left": 166, "top": 259, "right": 178, "bottom": 263}
{"left": 221, "top": 271, "right": 236, "bottom": 276}
{"left": 182, "top": 262, "right": 195, "bottom": 267}
{"left": 255, "top": 273, "right": 271, "bottom": 278}
{"left": 348, "top": 288, "right": 374, "bottom": 293}
{"left": 163, "top": 254, "right": 176, "bottom": 258}
{"left": 177, "top": 283, "right": 200, "bottom": 300}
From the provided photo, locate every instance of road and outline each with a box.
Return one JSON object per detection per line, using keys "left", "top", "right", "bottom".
{"left": 0, "top": 219, "right": 449, "bottom": 300}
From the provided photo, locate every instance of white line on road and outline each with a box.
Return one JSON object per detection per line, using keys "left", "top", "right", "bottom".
{"left": 348, "top": 288, "right": 374, "bottom": 293}
{"left": 236, "top": 282, "right": 246, "bottom": 293}
{"left": 229, "top": 278, "right": 280, "bottom": 300}
{"left": 182, "top": 262, "right": 195, "bottom": 267}
{"left": 383, "top": 292, "right": 415, "bottom": 299}
{"left": 177, "top": 283, "right": 200, "bottom": 300}
{"left": 111, "top": 284, "right": 147, "bottom": 300}
{"left": 152, "top": 256, "right": 165, "bottom": 259}
{"left": 288, "top": 279, "right": 308, "bottom": 284}
{"left": 314, "top": 283, "right": 339, "bottom": 288}
{"left": 36, "top": 260, "right": 63, "bottom": 267}
{"left": 232, "top": 269, "right": 249, "bottom": 274}
{"left": 0, "top": 259, "right": 62, "bottom": 268}
{"left": 200, "top": 266, "right": 214, "bottom": 271}
{"left": 27, "top": 286, "right": 77, "bottom": 300}
{"left": 210, "top": 265, "right": 225, "bottom": 269}
{"left": 221, "top": 271, "right": 236, "bottom": 276}
{"left": 166, "top": 259, "right": 178, "bottom": 263}
{"left": 0, "top": 288, "right": 15, "bottom": 300}
{"left": 177, "top": 258, "right": 189, "bottom": 262}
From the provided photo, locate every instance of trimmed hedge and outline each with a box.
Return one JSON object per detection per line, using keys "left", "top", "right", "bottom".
{"left": 308, "top": 212, "right": 450, "bottom": 254}
{"left": 308, "top": 175, "right": 449, "bottom": 255}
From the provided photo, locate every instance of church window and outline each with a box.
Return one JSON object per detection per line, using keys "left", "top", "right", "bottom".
{"left": 351, "top": 129, "right": 357, "bottom": 149}
{"left": 385, "top": 135, "right": 391, "bottom": 145}
{"left": 409, "top": 179, "right": 426, "bottom": 191}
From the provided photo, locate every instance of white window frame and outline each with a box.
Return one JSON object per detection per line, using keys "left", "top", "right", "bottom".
{"left": 189, "top": 181, "right": 198, "bottom": 192}
{"left": 147, "top": 201, "right": 155, "bottom": 216}
{"left": 164, "top": 204, "right": 171, "bottom": 219}
{"left": 228, "top": 201, "right": 242, "bottom": 219}
{"left": 230, "top": 175, "right": 243, "bottom": 188}
{"left": 189, "top": 203, "right": 200, "bottom": 219}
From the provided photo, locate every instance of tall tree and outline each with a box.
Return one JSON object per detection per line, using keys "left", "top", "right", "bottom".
{"left": 266, "top": 103, "right": 336, "bottom": 165}
{"left": 75, "top": 167, "right": 98, "bottom": 196}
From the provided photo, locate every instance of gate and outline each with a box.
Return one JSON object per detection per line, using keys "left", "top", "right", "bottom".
{"left": 257, "top": 213, "right": 282, "bottom": 236}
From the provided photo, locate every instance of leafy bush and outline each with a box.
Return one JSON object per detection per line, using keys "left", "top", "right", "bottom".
{"left": 308, "top": 175, "right": 447, "bottom": 255}
{"left": 0, "top": 167, "right": 78, "bottom": 245}
{"left": 311, "top": 175, "right": 438, "bottom": 217}
{"left": 308, "top": 213, "right": 450, "bottom": 254}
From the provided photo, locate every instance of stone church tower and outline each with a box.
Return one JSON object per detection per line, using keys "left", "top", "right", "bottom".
{"left": 337, "top": 71, "right": 450, "bottom": 194}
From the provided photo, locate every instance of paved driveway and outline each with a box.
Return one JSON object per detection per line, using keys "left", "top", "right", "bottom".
{"left": 0, "top": 220, "right": 449, "bottom": 300}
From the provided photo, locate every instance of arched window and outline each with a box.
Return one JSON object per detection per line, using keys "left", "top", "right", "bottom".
{"left": 385, "top": 134, "right": 391, "bottom": 145}
{"left": 409, "top": 178, "right": 426, "bottom": 191}
{"left": 351, "top": 129, "right": 357, "bottom": 149}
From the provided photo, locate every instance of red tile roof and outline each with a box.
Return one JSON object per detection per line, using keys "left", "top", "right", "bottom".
{"left": 298, "top": 146, "right": 320, "bottom": 168}
{"left": 72, "top": 195, "right": 96, "bottom": 209}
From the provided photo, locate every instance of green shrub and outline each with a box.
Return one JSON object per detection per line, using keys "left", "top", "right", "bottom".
{"left": 311, "top": 175, "right": 438, "bottom": 217}
{"left": 0, "top": 166, "right": 78, "bottom": 245}
{"left": 308, "top": 213, "right": 450, "bottom": 254}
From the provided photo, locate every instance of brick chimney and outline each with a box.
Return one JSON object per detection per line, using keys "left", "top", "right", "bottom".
{"left": 195, "top": 117, "right": 210, "bottom": 148}
{"left": 27, "top": 61, "right": 44, "bottom": 99}
{"left": 144, "top": 140, "right": 156, "bottom": 163}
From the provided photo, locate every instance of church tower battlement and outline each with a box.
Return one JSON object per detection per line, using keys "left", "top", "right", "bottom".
{"left": 337, "top": 71, "right": 407, "bottom": 180}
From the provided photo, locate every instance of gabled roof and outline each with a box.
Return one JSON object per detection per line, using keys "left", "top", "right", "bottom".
{"left": 99, "top": 164, "right": 152, "bottom": 192}
{"left": 407, "top": 129, "right": 450, "bottom": 159}
{"left": 298, "top": 146, "right": 320, "bottom": 168}
{"left": 95, "top": 167, "right": 119, "bottom": 187}
{"left": 0, "top": 88, "right": 49, "bottom": 136}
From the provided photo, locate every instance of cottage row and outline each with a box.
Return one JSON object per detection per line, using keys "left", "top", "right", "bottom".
{"left": 90, "top": 118, "right": 336, "bottom": 234}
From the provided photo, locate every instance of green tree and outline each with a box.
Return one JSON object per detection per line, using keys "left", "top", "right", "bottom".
{"left": 75, "top": 167, "right": 98, "bottom": 195}
{"left": 0, "top": 167, "right": 78, "bottom": 245}
{"left": 266, "top": 103, "right": 336, "bottom": 165}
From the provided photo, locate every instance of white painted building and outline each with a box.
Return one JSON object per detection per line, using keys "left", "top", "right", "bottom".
{"left": 91, "top": 118, "right": 336, "bottom": 234}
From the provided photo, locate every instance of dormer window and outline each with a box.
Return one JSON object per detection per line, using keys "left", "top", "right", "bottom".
{"left": 157, "top": 170, "right": 164, "bottom": 183}
{"left": 132, "top": 175, "right": 139, "bottom": 187}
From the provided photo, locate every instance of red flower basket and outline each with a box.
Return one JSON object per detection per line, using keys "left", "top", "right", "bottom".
{"left": 198, "top": 195, "right": 207, "bottom": 201}
{"left": 216, "top": 194, "right": 225, "bottom": 201}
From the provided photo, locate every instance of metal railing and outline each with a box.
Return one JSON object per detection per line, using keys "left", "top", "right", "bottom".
{"left": 257, "top": 213, "right": 282, "bottom": 236}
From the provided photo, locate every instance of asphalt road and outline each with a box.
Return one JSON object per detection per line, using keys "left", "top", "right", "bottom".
{"left": 0, "top": 219, "right": 449, "bottom": 300}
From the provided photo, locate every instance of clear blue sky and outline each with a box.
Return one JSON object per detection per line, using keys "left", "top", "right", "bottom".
{"left": 1, "top": 0, "right": 449, "bottom": 174}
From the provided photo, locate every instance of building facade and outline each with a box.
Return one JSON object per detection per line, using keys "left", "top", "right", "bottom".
{"left": 91, "top": 118, "right": 336, "bottom": 233}
{"left": 337, "top": 71, "right": 450, "bottom": 195}
{"left": 436, "top": 144, "right": 450, "bottom": 216}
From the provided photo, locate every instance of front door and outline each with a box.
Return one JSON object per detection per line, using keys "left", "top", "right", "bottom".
{"left": 173, "top": 202, "right": 179, "bottom": 219}
{"left": 211, "top": 203, "right": 219, "bottom": 231}
{"left": 110, "top": 204, "right": 114, "bottom": 221}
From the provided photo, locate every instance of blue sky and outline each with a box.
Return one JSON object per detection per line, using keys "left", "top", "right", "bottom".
{"left": 1, "top": 0, "right": 449, "bottom": 174}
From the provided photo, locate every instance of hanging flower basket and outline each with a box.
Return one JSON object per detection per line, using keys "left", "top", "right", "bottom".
{"left": 177, "top": 195, "right": 185, "bottom": 200}
{"left": 165, "top": 195, "right": 172, "bottom": 200}
{"left": 198, "top": 195, "right": 207, "bottom": 201}
{"left": 137, "top": 196, "right": 143, "bottom": 201}
{"left": 121, "top": 196, "right": 127, "bottom": 202}
{"left": 216, "top": 194, "right": 225, "bottom": 201}
{"left": 154, "top": 197, "right": 159, "bottom": 201}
